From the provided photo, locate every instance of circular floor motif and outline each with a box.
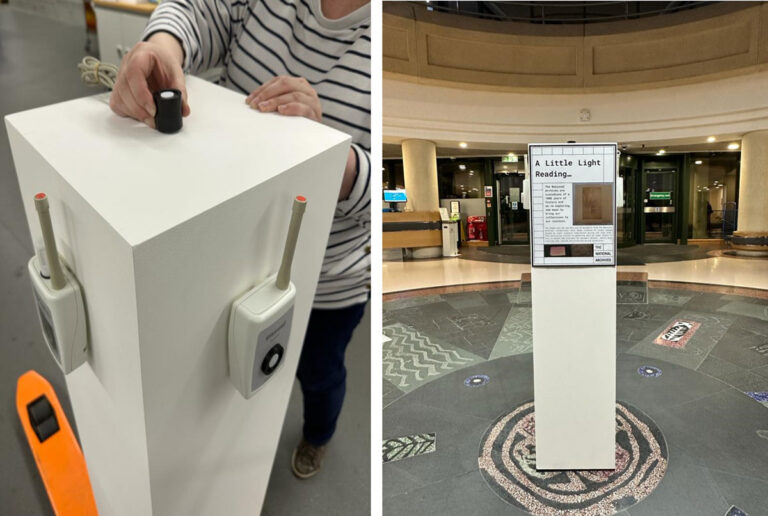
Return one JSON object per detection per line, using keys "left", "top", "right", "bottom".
{"left": 637, "top": 366, "right": 662, "bottom": 378}
{"left": 464, "top": 374, "right": 490, "bottom": 387}
{"left": 623, "top": 310, "right": 649, "bottom": 320}
{"left": 478, "top": 401, "right": 668, "bottom": 515}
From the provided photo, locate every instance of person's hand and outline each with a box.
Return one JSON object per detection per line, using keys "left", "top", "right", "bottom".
{"left": 246, "top": 75, "right": 357, "bottom": 201}
{"left": 109, "top": 33, "right": 190, "bottom": 128}
{"left": 245, "top": 76, "right": 322, "bottom": 122}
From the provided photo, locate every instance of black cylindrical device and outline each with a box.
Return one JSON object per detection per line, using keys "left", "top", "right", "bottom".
{"left": 153, "top": 89, "right": 183, "bottom": 134}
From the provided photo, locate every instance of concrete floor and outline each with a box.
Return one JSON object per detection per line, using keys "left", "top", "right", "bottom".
{"left": 0, "top": 7, "right": 369, "bottom": 514}
{"left": 384, "top": 252, "right": 768, "bottom": 294}
{"left": 383, "top": 284, "right": 768, "bottom": 515}
{"left": 263, "top": 306, "right": 370, "bottom": 516}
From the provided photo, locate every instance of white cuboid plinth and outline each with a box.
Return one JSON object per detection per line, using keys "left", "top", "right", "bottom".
{"left": 5, "top": 76, "right": 351, "bottom": 515}
{"left": 531, "top": 267, "right": 616, "bottom": 470}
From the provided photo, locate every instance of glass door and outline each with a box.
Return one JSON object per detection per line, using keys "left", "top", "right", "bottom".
{"left": 618, "top": 156, "right": 636, "bottom": 245}
{"left": 643, "top": 168, "right": 677, "bottom": 243}
{"left": 496, "top": 173, "right": 529, "bottom": 244}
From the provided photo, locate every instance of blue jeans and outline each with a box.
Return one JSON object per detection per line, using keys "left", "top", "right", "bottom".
{"left": 297, "top": 302, "right": 367, "bottom": 446}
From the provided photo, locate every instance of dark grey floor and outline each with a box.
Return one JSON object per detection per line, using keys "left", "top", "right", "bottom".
{"left": 459, "top": 244, "right": 714, "bottom": 265}
{"left": 383, "top": 286, "right": 768, "bottom": 516}
{"left": 0, "top": 7, "right": 369, "bottom": 515}
{"left": 0, "top": 8, "right": 95, "bottom": 515}
{"left": 263, "top": 306, "right": 371, "bottom": 516}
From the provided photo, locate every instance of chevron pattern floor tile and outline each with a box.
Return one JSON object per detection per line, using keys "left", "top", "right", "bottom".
{"left": 383, "top": 323, "right": 481, "bottom": 393}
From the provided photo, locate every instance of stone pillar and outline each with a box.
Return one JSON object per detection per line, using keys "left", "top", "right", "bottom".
{"left": 733, "top": 131, "right": 768, "bottom": 255}
{"left": 402, "top": 139, "right": 442, "bottom": 258}
{"left": 402, "top": 139, "right": 439, "bottom": 211}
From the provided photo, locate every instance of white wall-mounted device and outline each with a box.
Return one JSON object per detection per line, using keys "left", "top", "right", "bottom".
{"left": 28, "top": 193, "right": 88, "bottom": 374}
{"left": 228, "top": 196, "right": 307, "bottom": 399}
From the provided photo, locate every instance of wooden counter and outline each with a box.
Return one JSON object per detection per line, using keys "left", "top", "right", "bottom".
{"left": 93, "top": 0, "right": 156, "bottom": 16}
{"left": 383, "top": 211, "right": 442, "bottom": 249}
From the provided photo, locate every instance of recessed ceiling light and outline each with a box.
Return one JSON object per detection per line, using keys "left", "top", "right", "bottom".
{"left": 658, "top": 149, "right": 666, "bottom": 155}
{"left": 728, "top": 143, "right": 740, "bottom": 150}
{"left": 507, "top": 152, "right": 515, "bottom": 157}
{"left": 707, "top": 136, "right": 716, "bottom": 143}
{"left": 459, "top": 164, "right": 466, "bottom": 170}
{"left": 695, "top": 160, "right": 703, "bottom": 165}
{"left": 459, "top": 142, "right": 468, "bottom": 148}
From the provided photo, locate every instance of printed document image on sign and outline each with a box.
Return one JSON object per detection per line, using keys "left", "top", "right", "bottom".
{"left": 529, "top": 144, "right": 617, "bottom": 266}
{"left": 573, "top": 183, "right": 613, "bottom": 225}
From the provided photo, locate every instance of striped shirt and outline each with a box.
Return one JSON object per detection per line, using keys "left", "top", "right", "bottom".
{"left": 143, "top": 0, "right": 371, "bottom": 309}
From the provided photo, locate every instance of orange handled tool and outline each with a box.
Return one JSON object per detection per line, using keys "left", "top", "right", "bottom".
{"left": 16, "top": 370, "right": 98, "bottom": 515}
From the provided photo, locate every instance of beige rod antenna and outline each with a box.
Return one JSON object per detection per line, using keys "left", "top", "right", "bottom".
{"left": 276, "top": 196, "right": 307, "bottom": 290}
{"left": 34, "top": 193, "right": 66, "bottom": 291}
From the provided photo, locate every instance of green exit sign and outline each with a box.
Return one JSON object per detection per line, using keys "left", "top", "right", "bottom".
{"left": 650, "top": 191, "right": 671, "bottom": 200}
{"left": 502, "top": 155, "right": 518, "bottom": 163}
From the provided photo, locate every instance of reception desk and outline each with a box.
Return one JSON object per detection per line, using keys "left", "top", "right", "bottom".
{"left": 383, "top": 211, "right": 442, "bottom": 249}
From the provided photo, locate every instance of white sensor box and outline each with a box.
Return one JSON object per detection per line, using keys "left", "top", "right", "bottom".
{"left": 228, "top": 274, "right": 295, "bottom": 399}
{"left": 28, "top": 257, "right": 88, "bottom": 373}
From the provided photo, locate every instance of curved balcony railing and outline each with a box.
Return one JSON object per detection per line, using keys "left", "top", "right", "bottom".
{"left": 384, "top": 2, "right": 768, "bottom": 91}
{"left": 423, "top": 1, "right": 715, "bottom": 25}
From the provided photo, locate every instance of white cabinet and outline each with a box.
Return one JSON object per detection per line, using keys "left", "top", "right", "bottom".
{"left": 94, "top": 6, "right": 151, "bottom": 66}
{"left": 6, "top": 76, "right": 350, "bottom": 515}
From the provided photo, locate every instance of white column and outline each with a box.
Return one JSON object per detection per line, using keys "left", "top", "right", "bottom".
{"left": 532, "top": 267, "right": 617, "bottom": 470}
{"left": 733, "top": 131, "right": 768, "bottom": 255}
{"left": 402, "top": 139, "right": 442, "bottom": 258}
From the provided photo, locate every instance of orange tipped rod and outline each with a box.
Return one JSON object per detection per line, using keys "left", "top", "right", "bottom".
{"left": 276, "top": 196, "right": 307, "bottom": 290}
{"left": 34, "top": 193, "right": 66, "bottom": 290}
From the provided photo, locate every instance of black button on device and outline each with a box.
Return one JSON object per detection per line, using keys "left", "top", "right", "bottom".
{"left": 35, "top": 418, "right": 60, "bottom": 442}
{"left": 153, "top": 89, "right": 183, "bottom": 134}
{"left": 261, "top": 344, "right": 284, "bottom": 375}
{"left": 28, "top": 395, "right": 53, "bottom": 424}
{"left": 27, "top": 395, "right": 60, "bottom": 443}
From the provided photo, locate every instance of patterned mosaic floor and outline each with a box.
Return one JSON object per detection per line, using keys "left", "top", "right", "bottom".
{"left": 479, "top": 402, "right": 667, "bottom": 515}
{"left": 383, "top": 284, "right": 768, "bottom": 515}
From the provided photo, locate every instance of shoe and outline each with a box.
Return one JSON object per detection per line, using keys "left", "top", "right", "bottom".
{"left": 291, "top": 439, "right": 327, "bottom": 479}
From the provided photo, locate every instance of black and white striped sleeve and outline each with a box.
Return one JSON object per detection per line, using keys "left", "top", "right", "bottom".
{"left": 142, "top": 0, "right": 247, "bottom": 73}
{"left": 336, "top": 143, "right": 370, "bottom": 219}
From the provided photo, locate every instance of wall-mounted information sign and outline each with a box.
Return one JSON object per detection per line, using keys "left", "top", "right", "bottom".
{"left": 529, "top": 143, "right": 617, "bottom": 267}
